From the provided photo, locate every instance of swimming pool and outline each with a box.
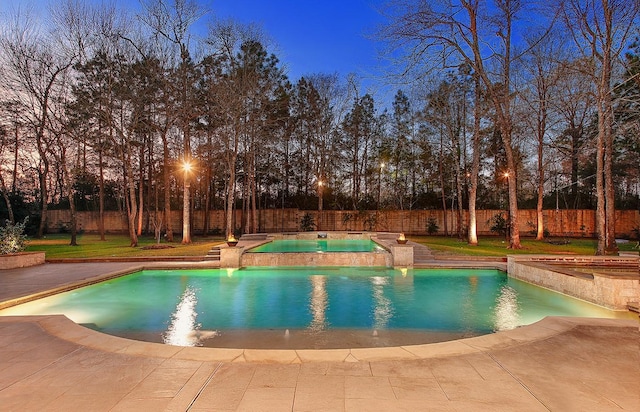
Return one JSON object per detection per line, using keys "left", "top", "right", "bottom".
{"left": 1, "top": 267, "right": 632, "bottom": 349}
{"left": 247, "top": 239, "right": 385, "bottom": 253}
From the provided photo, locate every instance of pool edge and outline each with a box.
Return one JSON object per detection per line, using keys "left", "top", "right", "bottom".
{"left": 7, "top": 314, "right": 636, "bottom": 364}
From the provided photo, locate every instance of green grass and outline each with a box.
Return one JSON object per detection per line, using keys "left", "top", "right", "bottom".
{"left": 24, "top": 233, "right": 638, "bottom": 259}
{"left": 25, "top": 234, "right": 224, "bottom": 258}
{"left": 408, "top": 235, "right": 639, "bottom": 257}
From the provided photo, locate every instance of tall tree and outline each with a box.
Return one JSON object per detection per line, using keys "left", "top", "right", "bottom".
{"left": 521, "top": 34, "right": 561, "bottom": 240}
{"left": 559, "top": 0, "right": 640, "bottom": 254}
{"left": 341, "top": 94, "right": 379, "bottom": 209}
{"left": 0, "top": 8, "right": 76, "bottom": 237}
{"left": 382, "top": 0, "right": 553, "bottom": 248}
{"left": 139, "top": 0, "right": 207, "bottom": 244}
{"left": 0, "top": 125, "right": 14, "bottom": 223}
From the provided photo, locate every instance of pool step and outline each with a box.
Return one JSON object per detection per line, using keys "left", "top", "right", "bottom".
{"left": 205, "top": 246, "right": 221, "bottom": 261}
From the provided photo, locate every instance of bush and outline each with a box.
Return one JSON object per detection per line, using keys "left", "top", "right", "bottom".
{"left": 300, "top": 213, "right": 315, "bottom": 231}
{"left": 0, "top": 218, "right": 28, "bottom": 254}
{"left": 427, "top": 216, "right": 439, "bottom": 235}
{"left": 489, "top": 213, "right": 508, "bottom": 236}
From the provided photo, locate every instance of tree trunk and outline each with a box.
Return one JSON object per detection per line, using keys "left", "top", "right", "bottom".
{"left": 68, "top": 181, "right": 78, "bottom": 246}
{"left": 225, "top": 153, "right": 237, "bottom": 239}
{"left": 124, "top": 145, "right": 138, "bottom": 247}
{"left": 137, "top": 143, "right": 144, "bottom": 236}
{"left": 602, "top": 60, "right": 618, "bottom": 254}
{"left": 455, "top": 150, "right": 463, "bottom": 239}
{"left": 595, "top": 126, "right": 606, "bottom": 255}
{"left": 502, "top": 130, "right": 521, "bottom": 249}
{"left": 467, "top": 76, "right": 481, "bottom": 245}
{"left": 203, "top": 133, "right": 212, "bottom": 236}
{"left": 37, "top": 161, "right": 49, "bottom": 238}
{"left": 251, "top": 152, "right": 258, "bottom": 234}
{"left": 162, "top": 134, "right": 173, "bottom": 242}
{"left": 0, "top": 172, "right": 14, "bottom": 224}
{"left": 98, "top": 142, "right": 105, "bottom": 240}
{"left": 181, "top": 174, "right": 191, "bottom": 244}
{"left": 536, "top": 104, "right": 546, "bottom": 241}
{"left": 438, "top": 127, "right": 448, "bottom": 236}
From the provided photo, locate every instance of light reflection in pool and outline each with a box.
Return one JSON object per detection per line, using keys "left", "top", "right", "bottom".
{"left": 162, "top": 286, "right": 203, "bottom": 346}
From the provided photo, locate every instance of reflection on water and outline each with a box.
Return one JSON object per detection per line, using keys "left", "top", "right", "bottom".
{"left": 308, "top": 275, "right": 328, "bottom": 331}
{"left": 493, "top": 285, "right": 520, "bottom": 331}
{"left": 459, "top": 275, "right": 479, "bottom": 333}
{"left": 371, "top": 276, "right": 392, "bottom": 329}
{"left": 163, "top": 286, "right": 203, "bottom": 346}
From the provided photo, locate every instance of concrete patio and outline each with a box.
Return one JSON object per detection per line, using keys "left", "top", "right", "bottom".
{"left": 0, "top": 262, "right": 638, "bottom": 411}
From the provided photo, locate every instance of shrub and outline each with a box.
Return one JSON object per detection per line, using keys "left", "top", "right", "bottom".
{"left": 426, "top": 216, "right": 439, "bottom": 235}
{"left": 488, "top": 213, "right": 507, "bottom": 236}
{"left": 300, "top": 213, "right": 315, "bottom": 231}
{"left": 0, "top": 218, "right": 28, "bottom": 255}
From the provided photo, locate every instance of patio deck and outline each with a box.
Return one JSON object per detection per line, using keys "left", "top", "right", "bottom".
{"left": 0, "top": 261, "right": 638, "bottom": 411}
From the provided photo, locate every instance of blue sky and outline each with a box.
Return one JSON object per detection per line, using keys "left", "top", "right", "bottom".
{"left": 211, "top": 0, "right": 387, "bottom": 82}
{"left": 0, "top": 0, "right": 388, "bottom": 84}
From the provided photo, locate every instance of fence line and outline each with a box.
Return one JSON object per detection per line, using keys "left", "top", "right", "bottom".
{"left": 46, "top": 208, "right": 639, "bottom": 238}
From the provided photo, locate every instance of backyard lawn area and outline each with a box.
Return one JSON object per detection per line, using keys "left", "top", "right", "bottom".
{"left": 413, "top": 235, "right": 639, "bottom": 256}
{"left": 24, "top": 233, "right": 638, "bottom": 259}
{"left": 26, "top": 234, "right": 224, "bottom": 258}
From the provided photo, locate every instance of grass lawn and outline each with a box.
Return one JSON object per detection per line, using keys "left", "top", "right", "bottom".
{"left": 24, "top": 233, "right": 638, "bottom": 259}
{"left": 408, "top": 235, "right": 639, "bottom": 257}
{"left": 26, "top": 234, "right": 225, "bottom": 259}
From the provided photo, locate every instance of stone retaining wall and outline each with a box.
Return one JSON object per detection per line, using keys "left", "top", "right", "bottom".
{"left": 0, "top": 252, "right": 46, "bottom": 270}
{"left": 507, "top": 255, "right": 639, "bottom": 310}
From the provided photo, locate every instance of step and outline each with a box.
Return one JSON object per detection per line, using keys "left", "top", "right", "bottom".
{"left": 205, "top": 247, "right": 221, "bottom": 261}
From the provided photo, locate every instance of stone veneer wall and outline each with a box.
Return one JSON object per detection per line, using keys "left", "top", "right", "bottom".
{"left": 241, "top": 252, "right": 392, "bottom": 267}
{"left": 240, "top": 232, "right": 393, "bottom": 267}
{"left": 0, "top": 252, "right": 46, "bottom": 270}
{"left": 507, "top": 255, "right": 639, "bottom": 310}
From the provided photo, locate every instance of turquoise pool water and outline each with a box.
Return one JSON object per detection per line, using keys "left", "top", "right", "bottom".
{"left": 248, "top": 239, "right": 385, "bottom": 253}
{"left": 0, "top": 267, "right": 632, "bottom": 348}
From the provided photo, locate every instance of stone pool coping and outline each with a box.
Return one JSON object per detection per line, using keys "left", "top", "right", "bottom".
{"left": 11, "top": 314, "right": 637, "bottom": 364}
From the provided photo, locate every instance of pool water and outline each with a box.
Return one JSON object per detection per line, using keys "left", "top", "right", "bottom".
{"left": 1, "top": 267, "right": 632, "bottom": 348}
{"left": 247, "top": 239, "right": 385, "bottom": 253}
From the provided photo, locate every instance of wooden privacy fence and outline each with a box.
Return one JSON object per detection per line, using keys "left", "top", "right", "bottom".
{"left": 46, "top": 208, "right": 640, "bottom": 238}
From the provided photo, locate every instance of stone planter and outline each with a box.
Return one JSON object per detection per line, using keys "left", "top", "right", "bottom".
{"left": 0, "top": 251, "right": 46, "bottom": 270}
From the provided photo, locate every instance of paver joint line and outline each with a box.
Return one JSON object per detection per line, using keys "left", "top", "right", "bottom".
{"left": 486, "top": 352, "right": 552, "bottom": 411}
{"left": 184, "top": 362, "right": 224, "bottom": 411}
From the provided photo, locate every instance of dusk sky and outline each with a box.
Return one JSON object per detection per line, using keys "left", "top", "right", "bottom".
{"left": 0, "top": 0, "right": 388, "bottom": 85}
{"left": 212, "top": 0, "right": 387, "bottom": 82}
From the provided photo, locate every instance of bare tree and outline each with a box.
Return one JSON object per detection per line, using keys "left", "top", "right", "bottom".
{"left": 0, "top": 7, "right": 76, "bottom": 237}
{"left": 559, "top": 0, "right": 640, "bottom": 254}
{"left": 381, "top": 0, "right": 556, "bottom": 247}
{"left": 519, "top": 33, "right": 562, "bottom": 240}
{"left": 549, "top": 58, "right": 595, "bottom": 210}
{"left": 205, "top": 21, "right": 260, "bottom": 239}
{"left": 0, "top": 125, "right": 15, "bottom": 223}
{"left": 139, "top": 0, "right": 207, "bottom": 244}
